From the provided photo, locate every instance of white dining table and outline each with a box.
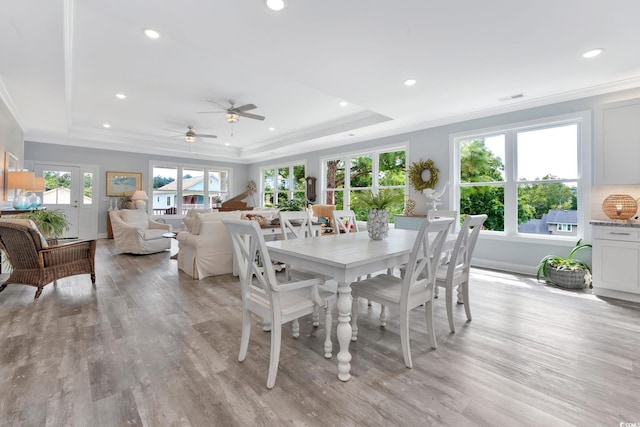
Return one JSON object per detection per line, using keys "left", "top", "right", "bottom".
{"left": 266, "top": 228, "right": 449, "bottom": 381}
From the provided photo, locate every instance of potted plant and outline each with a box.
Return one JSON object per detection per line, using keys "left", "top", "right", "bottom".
{"left": 536, "top": 239, "right": 592, "bottom": 289}
{"left": 352, "top": 189, "right": 403, "bottom": 240}
{"left": 212, "top": 196, "right": 223, "bottom": 208}
{"left": 17, "top": 209, "right": 70, "bottom": 238}
{"left": 276, "top": 199, "right": 304, "bottom": 211}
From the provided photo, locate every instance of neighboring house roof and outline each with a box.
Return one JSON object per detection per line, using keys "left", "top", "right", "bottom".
{"left": 518, "top": 210, "right": 578, "bottom": 234}
{"left": 545, "top": 209, "right": 578, "bottom": 225}
{"left": 43, "top": 187, "right": 92, "bottom": 204}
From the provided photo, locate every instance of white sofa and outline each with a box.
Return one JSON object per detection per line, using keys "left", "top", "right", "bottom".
{"left": 109, "top": 209, "right": 172, "bottom": 255}
{"left": 176, "top": 211, "right": 242, "bottom": 279}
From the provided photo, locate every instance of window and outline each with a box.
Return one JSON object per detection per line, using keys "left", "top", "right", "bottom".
{"left": 453, "top": 112, "right": 589, "bottom": 239}
{"left": 322, "top": 147, "right": 406, "bottom": 221}
{"left": 260, "top": 162, "right": 305, "bottom": 207}
{"left": 151, "top": 163, "right": 230, "bottom": 214}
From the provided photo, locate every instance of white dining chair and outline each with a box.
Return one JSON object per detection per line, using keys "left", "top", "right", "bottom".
{"left": 331, "top": 210, "right": 359, "bottom": 233}
{"left": 428, "top": 209, "right": 458, "bottom": 233}
{"left": 435, "top": 214, "right": 487, "bottom": 333}
{"left": 223, "top": 218, "right": 336, "bottom": 389}
{"left": 350, "top": 217, "right": 453, "bottom": 368}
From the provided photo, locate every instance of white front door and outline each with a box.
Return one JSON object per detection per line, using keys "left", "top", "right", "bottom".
{"left": 31, "top": 163, "right": 101, "bottom": 239}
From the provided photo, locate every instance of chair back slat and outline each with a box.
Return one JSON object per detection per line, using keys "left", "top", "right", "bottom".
{"left": 279, "top": 211, "right": 314, "bottom": 240}
{"left": 332, "top": 210, "right": 359, "bottom": 233}
{"left": 447, "top": 214, "right": 487, "bottom": 276}
{"left": 402, "top": 218, "right": 453, "bottom": 302}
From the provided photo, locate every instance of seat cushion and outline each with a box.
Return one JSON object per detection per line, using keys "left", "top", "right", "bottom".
{"left": 144, "top": 228, "right": 168, "bottom": 240}
{"left": 120, "top": 209, "right": 149, "bottom": 229}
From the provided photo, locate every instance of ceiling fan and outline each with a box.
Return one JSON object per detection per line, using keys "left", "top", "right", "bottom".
{"left": 199, "top": 100, "right": 265, "bottom": 123}
{"left": 165, "top": 126, "right": 217, "bottom": 143}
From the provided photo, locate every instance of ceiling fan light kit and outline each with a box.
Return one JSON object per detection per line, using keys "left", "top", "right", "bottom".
{"left": 226, "top": 112, "right": 239, "bottom": 123}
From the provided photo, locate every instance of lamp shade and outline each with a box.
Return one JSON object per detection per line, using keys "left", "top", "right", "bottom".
{"left": 27, "top": 176, "right": 45, "bottom": 192}
{"left": 131, "top": 190, "right": 148, "bottom": 201}
{"left": 602, "top": 194, "right": 638, "bottom": 220}
{"left": 7, "top": 171, "right": 35, "bottom": 190}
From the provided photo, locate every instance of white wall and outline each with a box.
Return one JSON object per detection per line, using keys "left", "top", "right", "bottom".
{"left": 0, "top": 98, "right": 25, "bottom": 204}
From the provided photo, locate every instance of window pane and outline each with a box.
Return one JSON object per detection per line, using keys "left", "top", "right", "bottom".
{"left": 460, "top": 135, "right": 505, "bottom": 183}
{"left": 293, "top": 165, "right": 305, "bottom": 191}
{"left": 350, "top": 155, "right": 372, "bottom": 188}
{"left": 208, "top": 171, "right": 224, "bottom": 203}
{"left": 278, "top": 167, "right": 290, "bottom": 191}
{"left": 460, "top": 185, "right": 504, "bottom": 231}
{"left": 378, "top": 150, "right": 406, "bottom": 186}
{"left": 83, "top": 173, "right": 93, "bottom": 204}
{"left": 517, "top": 124, "right": 578, "bottom": 180}
{"left": 152, "top": 166, "right": 177, "bottom": 213}
{"left": 326, "top": 190, "right": 343, "bottom": 209}
{"left": 263, "top": 169, "right": 275, "bottom": 193}
{"left": 182, "top": 168, "right": 204, "bottom": 209}
{"left": 326, "top": 159, "right": 345, "bottom": 189}
{"left": 517, "top": 181, "right": 577, "bottom": 235}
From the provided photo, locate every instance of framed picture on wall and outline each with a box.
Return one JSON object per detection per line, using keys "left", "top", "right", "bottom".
{"left": 106, "top": 171, "right": 141, "bottom": 196}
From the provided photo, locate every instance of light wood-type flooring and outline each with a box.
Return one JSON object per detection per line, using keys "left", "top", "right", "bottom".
{"left": 1, "top": 238, "right": 639, "bottom": 426}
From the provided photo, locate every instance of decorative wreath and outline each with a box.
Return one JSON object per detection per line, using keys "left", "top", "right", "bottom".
{"left": 408, "top": 159, "right": 439, "bottom": 192}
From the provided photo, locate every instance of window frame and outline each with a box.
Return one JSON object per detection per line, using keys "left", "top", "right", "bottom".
{"left": 320, "top": 144, "right": 407, "bottom": 210}
{"left": 259, "top": 161, "right": 307, "bottom": 207}
{"left": 149, "top": 160, "right": 232, "bottom": 215}
{"left": 450, "top": 111, "right": 591, "bottom": 243}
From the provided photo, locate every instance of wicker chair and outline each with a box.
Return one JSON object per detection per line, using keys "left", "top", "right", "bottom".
{"left": 0, "top": 220, "right": 96, "bottom": 299}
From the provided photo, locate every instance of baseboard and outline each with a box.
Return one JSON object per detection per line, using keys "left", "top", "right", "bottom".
{"left": 593, "top": 287, "right": 640, "bottom": 304}
{"left": 472, "top": 258, "right": 537, "bottom": 276}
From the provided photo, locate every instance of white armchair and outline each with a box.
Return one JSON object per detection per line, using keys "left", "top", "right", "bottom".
{"left": 176, "top": 211, "right": 242, "bottom": 279}
{"left": 109, "top": 209, "right": 172, "bottom": 255}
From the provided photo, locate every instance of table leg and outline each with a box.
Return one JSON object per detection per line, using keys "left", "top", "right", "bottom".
{"left": 336, "top": 282, "right": 353, "bottom": 381}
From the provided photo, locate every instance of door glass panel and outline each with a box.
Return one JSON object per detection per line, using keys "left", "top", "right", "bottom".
{"left": 83, "top": 173, "right": 93, "bottom": 204}
{"left": 43, "top": 170, "right": 71, "bottom": 204}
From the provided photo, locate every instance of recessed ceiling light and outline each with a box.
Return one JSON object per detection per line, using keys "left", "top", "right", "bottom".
{"left": 269, "top": 127, "right": 275, "bottom": 131}
{"left": 339, "top": 101, "right": 348, "bottom": 107}
{"left": 582, "top": 48, "right": 603, "bottom": 58}
{"left": 404, "top": 79, "right": 417, "bottom": 86}
{"left": 265, "top": 0, "right": 286, "bottom": 11}
{"left": 115, "top": 93, "right": 127, "bottom": 100}
{"left": 224, "top": 142, "right": 231, "bottom": 146}
{"left": 144, "top": 29, "right": 160, "bottom": 39}
{"left": 102, "top": 123, "right": 111, "bottom": 128}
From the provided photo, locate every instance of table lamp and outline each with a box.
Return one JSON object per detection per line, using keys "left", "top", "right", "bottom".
{"left": 602, "top": 194, "right": 637, "bottom": 220}
{"left": 27, "top": 176, "right": 45, "bottom": 208}
{"left": 8, "top": 170, "right": 35, "bottom": 209}
{"left": 131, "top": 190, "right": 149, "bottom": 209}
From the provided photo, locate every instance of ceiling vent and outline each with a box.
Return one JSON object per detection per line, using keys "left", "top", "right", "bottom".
{"left": 498, "top": 93, "right": 525, "bottom": 102}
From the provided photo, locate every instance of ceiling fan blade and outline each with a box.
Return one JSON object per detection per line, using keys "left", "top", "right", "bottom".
{"left": 198, "top": 134, "right": 217, "bottom": 139}
{"left": 238, "top": 112, "right": 265, "bottom": 121}
{"left": 234, "top": 103, "right": 257, "bottom": 112}
{"left": 164, "top": 128, "right": 184, "bottom": 134}
{"left": 207, "top": 99, "right": 230, "bottom": 110}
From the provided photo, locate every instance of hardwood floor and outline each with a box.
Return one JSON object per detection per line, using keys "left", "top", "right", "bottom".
{"left": 1, "top": 238, "right": 639, "bottom": 426}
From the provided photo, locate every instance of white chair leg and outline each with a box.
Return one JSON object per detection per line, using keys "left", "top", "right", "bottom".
{"left": 351, "top": 294, "right": 359, "bottom": 341}
{"left": 462, "top": 280, "right": 472, "bottom": 321}
{"left": 266, "top": 318, "right": 282, "bottom": 389}
{"left": 312, "top": 306, "right": 320, "bottom": 327}
{"left": 238, "top": 306, "right": 252, "bottom": 362}
{"left": 324, "top": 304, "right": 332, "bottom": 358}
{"left": 292, "top": 319, "right": 300, "bottom": 338}
{"left": 399, "top": 309, "right": 412, "bottom": 369}
{"left": 446, "top": 285, "right": 455, "bottom": 333}
{"left": 425, "top": 299, "right": 437, "bottom": 350}
{"left": 380, "top": 305, "right": 387, "bottom": 327}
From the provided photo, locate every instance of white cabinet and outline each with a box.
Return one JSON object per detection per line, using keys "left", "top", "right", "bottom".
{"left": 594, "top": 98, "right": 640, "bottom": 185}
{"left": 592, "top": 225, "right": 640, "bottom": 302}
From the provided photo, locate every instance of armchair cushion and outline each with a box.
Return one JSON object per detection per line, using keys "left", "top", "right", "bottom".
{"left": 0, "top": 218, "right": 49, "bottom": 248}
{"left": 183, "top": 208, "right": 215, "bottom": 232}
{"left": 120, "top": 209, "right": 149, "bottom": 229}
{"left": 192, "top": 211, "right": 242, "bottom": 235}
